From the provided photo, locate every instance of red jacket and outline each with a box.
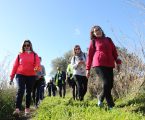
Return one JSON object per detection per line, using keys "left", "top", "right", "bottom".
{"left": 86, "top": 37, "right": 121, "bottom": 70}
{"left": 10, "top": 52, "right": 40, "bottom": 80}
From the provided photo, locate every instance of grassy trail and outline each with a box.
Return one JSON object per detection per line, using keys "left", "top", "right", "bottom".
{"left": 31, "top": 94, "right": 145, "bottom": 120}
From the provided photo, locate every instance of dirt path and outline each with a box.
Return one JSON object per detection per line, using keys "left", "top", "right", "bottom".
{"left": 10, "top": 107, "right": 36, "bottom": 120}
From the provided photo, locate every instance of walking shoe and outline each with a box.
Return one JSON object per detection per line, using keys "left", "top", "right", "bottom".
{"left": 25, "top": 108, "right": 30, "bottom": 116}
{"left": 13, "top": 108, "right": 20, "bottom": 117}
{"left": 34, "top": 105, "right": 38, "bottom": 109}
{"left": 97, "top": 100, "right": 103, "bottom": 107}
{"left": 108, "top": 106, "right": 114, "bottom": 111}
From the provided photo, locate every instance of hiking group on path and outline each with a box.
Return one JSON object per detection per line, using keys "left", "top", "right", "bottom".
{"left": 9, "top": 25, "right": 122, "bottom": 117}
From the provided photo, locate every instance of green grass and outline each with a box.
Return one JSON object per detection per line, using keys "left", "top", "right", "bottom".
{"left": 1, "top": 88, "right": 145, "bottom": 120}
{"left": 0, "top": 88, "right": 16, "bottom": 119}
{"left": 33, "top": 94, "right": 145, "bottom": 120}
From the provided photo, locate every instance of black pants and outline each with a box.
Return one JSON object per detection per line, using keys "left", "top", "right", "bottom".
{"left": 73, "top": 75, "right": 88, "bottom": 101}
{"left": 40, "top": 80, "right": 45, "bottom": 100}
{"left": 95, "top": 66, "right": 115, "bottom": 107}
{"left": 67, "top": 77, "right": 78, "bottom": 100}
{"left": 15, "top": 74, "right": 36, "bottom": 109}
{"left": 48, "top": 84, "right": 56, "bottom": 96}
{"left": 58, "top": 84, "right": 66, "bottom": 98}
{"left": 32, "top": 78, "right": 43, "bottom": 106}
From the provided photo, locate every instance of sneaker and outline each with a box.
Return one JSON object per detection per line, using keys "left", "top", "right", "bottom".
{"left": 80, "top": 97, "right": 84, "bottom": 101}
{"left": 108, "top": 107, "right": 113, "bottom": 111}
{"left": 13, "top": 108, "right": 20, "bottom": 117}
{"left": 97, "top": 100, "right": 103, "bottom": 107}
{"left": 25, "top": 108, "right": 30, "bottom": 116}
{"left": 34, "top": 105, "right": 38, "bottom": 109}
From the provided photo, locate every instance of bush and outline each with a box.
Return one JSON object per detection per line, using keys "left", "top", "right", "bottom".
{"left": 0, "top": 88, "right": 16, "bottom": 119}
{"left": 88, "top": 48, "right": 145, "bottom": 99}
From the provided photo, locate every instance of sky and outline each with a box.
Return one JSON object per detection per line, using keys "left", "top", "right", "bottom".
{"left": 0, "top": 0, "right": 145, "bottom": 81}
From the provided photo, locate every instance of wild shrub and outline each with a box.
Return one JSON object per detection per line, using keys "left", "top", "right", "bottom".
{"left": 0, "top": 54, "right": 16, "bottom": 119}
{"left": 88, "top": 47, "right": 145, "bottom": 99}
{"left": 0, "top": 87, "right": 16, "bottom": 119}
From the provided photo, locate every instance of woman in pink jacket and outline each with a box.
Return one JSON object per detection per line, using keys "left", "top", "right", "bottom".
{"left": 86, "top": 25, "right": 122, "bottom": 110}
{"left": 10, "top": 40, "right": 40, "bottom": 116}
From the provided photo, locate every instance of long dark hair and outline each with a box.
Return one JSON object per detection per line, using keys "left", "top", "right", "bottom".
{"left": 21, "top": 40, "right": 34, "bottom": 53}
{"left": 90, "top": 25, "right": 105, "bottom": 41}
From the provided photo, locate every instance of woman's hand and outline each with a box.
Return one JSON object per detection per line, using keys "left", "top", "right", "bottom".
{"left": 86, "top": 70, "right": 90, "bottom": 78}
{"left": 9, "top": 79, "right": 14, "bottom": 85}
{"left": 34, "top": 66, "right": 41, "bottom": 72}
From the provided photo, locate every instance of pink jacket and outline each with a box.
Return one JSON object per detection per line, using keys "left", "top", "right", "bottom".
{"left": 10, "top": 52, "right": 40, "bottom": 80}
{"left": 86, "top": 37, "right": 121, "bottom": 70}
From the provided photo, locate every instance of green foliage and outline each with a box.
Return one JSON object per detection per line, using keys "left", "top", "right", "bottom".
{"left": 50, "top": 50, "right": 73, "bottom": 76}
{"left": 117, "top": 92, "right": 145, "bottom": 115}
{"left": 33, "top": 96, "right": 145, "bottom": 120}
{"left": 88, "top": 47, "right": 145, "bottom": 99}
{"left": 0, "top": 88, "right": 16, "bottom": 119}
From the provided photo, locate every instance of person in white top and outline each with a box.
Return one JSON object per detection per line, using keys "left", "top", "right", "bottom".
{"left": 71, "top": 45, "right": 88, "bottom": 101}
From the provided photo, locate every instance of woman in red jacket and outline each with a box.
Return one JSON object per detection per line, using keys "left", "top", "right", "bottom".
{"left": 10, "top": 40, "right": 40, "bottom": 116}
{"left": 86, "top": 25, "right": 121, "bottom": 110}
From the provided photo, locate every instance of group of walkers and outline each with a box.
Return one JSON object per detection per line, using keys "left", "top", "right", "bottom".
{"left": 9, "top": 25, "right": 122, "bottom": 116}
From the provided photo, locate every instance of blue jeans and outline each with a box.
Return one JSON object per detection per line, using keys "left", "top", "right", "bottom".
{"left": 15, "top": 74, "right": 36, "bottom": 110}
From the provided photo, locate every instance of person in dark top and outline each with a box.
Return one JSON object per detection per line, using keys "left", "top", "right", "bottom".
{"left": 46, "top": 77, "right": 56, "bottom": 96}
{"left": 40, "top": 80, "right": 46, "bottom": 100}
{"left": 32, "top": 57, "right": 46, "bottom": 108}
{"left": 66, "top": 63, "right": 78, "bottom": 100}
{"left": 54, "top": 67, "right": 66, "bottom": 98}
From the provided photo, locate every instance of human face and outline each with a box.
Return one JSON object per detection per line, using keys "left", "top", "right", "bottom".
{"left": 23, "top": 42, "right": 31, "bottom": 51}
{"left": 93, "top": 27, "right": 103, "bottom": 37}
{"left": 75, "top": 47, "right": 81, "bottom": 54}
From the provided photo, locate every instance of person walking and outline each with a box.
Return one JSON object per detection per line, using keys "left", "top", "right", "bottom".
{"left": 32, "top": 57, "right": 46, "bottom": 108}
{"left": 71, "top": 45, "right": 88, "bottom": 101}
{"left": 46, "top": 77, "right": 56, "bottom": 97}
{"left": 66, "top": 62, "right": 78, "bottom": 100}
{"left": 39, "top": 79, "right": 46, "bottom": 100}
{"left": 86, "top": 25, "right": 122, "bottom": 109}
{"left": 9, "top": 40, "right": 40, "bottom": 116}
{"left": 54, "top": 67, "right": 66, "bottom": 98}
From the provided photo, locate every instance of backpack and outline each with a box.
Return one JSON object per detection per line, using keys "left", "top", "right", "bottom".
{"left": 73, "top": 53, "right": 86, "bottom": 63}
{"left": 17, "top": 52, "right": 36, "bottom": 64}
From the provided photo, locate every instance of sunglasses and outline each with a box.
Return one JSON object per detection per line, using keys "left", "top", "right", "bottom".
{"left": 24, "top": 44, "right": 30, "bottom": 47}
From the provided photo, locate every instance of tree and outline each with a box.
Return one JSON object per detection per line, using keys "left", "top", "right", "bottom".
{"left": 50, "top": 50, "right": 73, "bottom": 76}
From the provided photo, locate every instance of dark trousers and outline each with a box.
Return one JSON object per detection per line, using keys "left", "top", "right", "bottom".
{"left": 39, "top": 79, "right": 45, "bottom": 100}
{"left": 40, "top": 85, "right": 45, "bottom": 100}
{"left": 32, "top": 79, "right": 42, "bottom": 106}
{"left": 58, "top": 84, "right": 66, "bottom": 98}
{"left": 48, "top": 84, "right": 56, "bottom": 96}
{"left": 15, "top": 74, "right": 36, "bottom": 110}
{"left": 67, "top": 77, "right": 78, "bottom": 100}
{"left": 74, "top": 75, "right": 88, "bottom": 101}
{"left": 95, "top": 66, "right": 115, "bottom": 107}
